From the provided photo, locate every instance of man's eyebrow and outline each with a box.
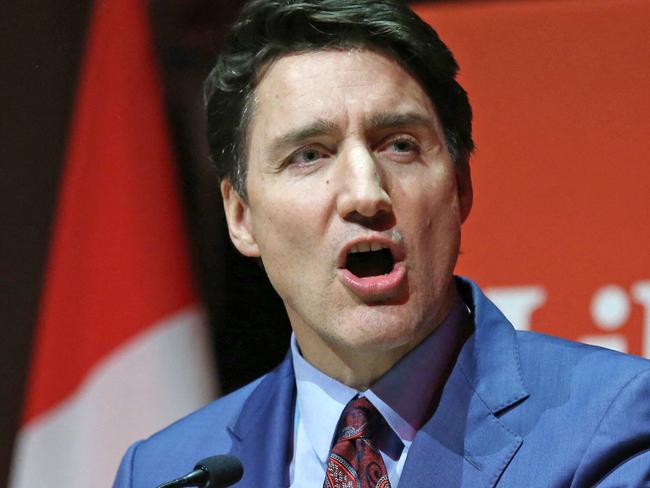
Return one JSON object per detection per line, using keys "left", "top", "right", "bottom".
{"left": 270, "top": 119, "right": 339, "bottom": 154}
{"left": 267, "top": 112, "right": 434, "bottom": 160}
{"left": 367, "top": 111, "right": 434, "bottom": 131}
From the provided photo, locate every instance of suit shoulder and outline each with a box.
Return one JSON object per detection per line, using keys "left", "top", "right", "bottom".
{"left": 147, "top": 375, "right": 264, "bottom": 445}
{"left": 118, "top": 375, "right": 267, "bottom": 486}
{"left": 515, "top": 329, "right": 650, "bottom": 387}
{"left": 516, "top": 329, "right": 650, "bottom": 363}
{"left": 512, "top": 332, "right": 650, "bottom": 485}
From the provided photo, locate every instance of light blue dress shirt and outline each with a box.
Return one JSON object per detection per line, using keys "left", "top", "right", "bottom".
{"left": 289, "top": 297, "right": 469, "bottom": 487}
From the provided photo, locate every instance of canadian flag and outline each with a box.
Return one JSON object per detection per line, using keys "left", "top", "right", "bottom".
{"left": 9, "top": 0, "right": 217, "bottom": 486}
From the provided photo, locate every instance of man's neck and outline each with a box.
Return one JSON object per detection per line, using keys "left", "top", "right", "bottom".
{"left": 293, "top": 284, "right": 459, "bottom": 389}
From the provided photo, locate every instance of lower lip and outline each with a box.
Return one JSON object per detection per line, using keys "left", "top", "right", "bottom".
{"left": 338, "top": 262, "right": 407, "bottom": 299}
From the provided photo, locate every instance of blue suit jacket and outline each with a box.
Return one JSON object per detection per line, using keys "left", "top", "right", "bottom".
{"left": 114, "top": 278, "right": 650, "bottom": 487}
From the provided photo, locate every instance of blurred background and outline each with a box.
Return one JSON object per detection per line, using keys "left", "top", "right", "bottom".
{"left": 2, "top": 0, "right": 649, "bottom": 485}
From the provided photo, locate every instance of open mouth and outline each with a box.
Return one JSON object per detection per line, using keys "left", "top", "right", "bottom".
{"left": 345, "top": 246, "right": 395, "bottom": 278}
{"left": 338, "top": 239, "right": 406, "bottom": 297}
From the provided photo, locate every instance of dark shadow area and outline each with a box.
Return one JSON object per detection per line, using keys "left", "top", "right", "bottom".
{"left": 151, "top": 0, "right": 291, "bottom": 394}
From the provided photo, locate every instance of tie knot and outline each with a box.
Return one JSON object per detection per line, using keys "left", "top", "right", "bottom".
{"left": 325, "top": 396, "right": 393, "bottom": 488}
{"left": 335, "top": 396, "right": 382, "bottom": 443}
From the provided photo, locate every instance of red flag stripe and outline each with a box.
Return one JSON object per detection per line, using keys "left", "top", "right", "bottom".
{"left": 22, "top": 0, "right": 196, "bottom": 423}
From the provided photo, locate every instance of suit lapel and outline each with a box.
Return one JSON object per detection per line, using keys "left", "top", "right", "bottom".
{"left": 399, "top": 278, "right": 529, "bottom": 487}
{"left": 227, "top": 354, "right": 296, "bottom": 487}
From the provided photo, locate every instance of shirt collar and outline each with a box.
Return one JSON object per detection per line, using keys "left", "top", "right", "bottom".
{"left": 291, "top": 295, "right": 469, "bottom": 463}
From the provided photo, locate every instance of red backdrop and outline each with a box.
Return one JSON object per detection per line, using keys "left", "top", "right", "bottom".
{"left": 414, "top": 0, "right": 650, "bottom": 357}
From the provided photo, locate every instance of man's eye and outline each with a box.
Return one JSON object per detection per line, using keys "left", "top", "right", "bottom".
{"left": 287, "top": 146, "right": 328, "bottom": 166}
{"left": 388, "top": 137, "right": 419, "bottom": 153}
{"left": 380, "top": 136, "right": 421, "bottom": 161}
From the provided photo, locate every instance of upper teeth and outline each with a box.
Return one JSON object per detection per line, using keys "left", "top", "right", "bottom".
{"left": 349, "top": 242, "right": 387, "bottom": 253}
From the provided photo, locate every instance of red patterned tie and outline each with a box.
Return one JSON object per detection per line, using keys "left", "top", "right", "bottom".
{"left": 323, "top": 396, "right": 392, "bottom": 488}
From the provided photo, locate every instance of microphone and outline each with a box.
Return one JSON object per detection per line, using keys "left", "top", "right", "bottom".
{"left": 156, "top": 455, "right": 244, "bottom": 488}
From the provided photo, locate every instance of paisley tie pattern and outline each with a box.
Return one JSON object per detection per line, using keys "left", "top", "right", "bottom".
{"left": 323, "top": 396, "right": 392, "bottom": 488}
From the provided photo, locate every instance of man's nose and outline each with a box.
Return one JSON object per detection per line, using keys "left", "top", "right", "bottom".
{"left": 335, "top": 144, "right": 392, "bottom": 221}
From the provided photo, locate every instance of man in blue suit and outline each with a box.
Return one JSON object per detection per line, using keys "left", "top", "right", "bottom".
{"left": 115, "top": 0, "right": 650, "bottom": 486}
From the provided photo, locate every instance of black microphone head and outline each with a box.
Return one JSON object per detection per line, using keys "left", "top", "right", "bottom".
{"left": 194, "top": 455, "right": 243, "bottom": 487}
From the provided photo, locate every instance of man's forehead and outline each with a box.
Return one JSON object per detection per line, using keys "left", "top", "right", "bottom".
{"left": 256, "top": 48, "right": 426, "bottom": 99}
{"left": 250, "top": 48, "right": 437, "bottom": 138}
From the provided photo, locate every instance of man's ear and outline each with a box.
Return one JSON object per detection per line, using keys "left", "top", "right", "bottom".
{"left": 220, "top": 179, "right": 261, "bottom": 257}
{"left": 456, "top": 159, "right": 473, "bottom": 224}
